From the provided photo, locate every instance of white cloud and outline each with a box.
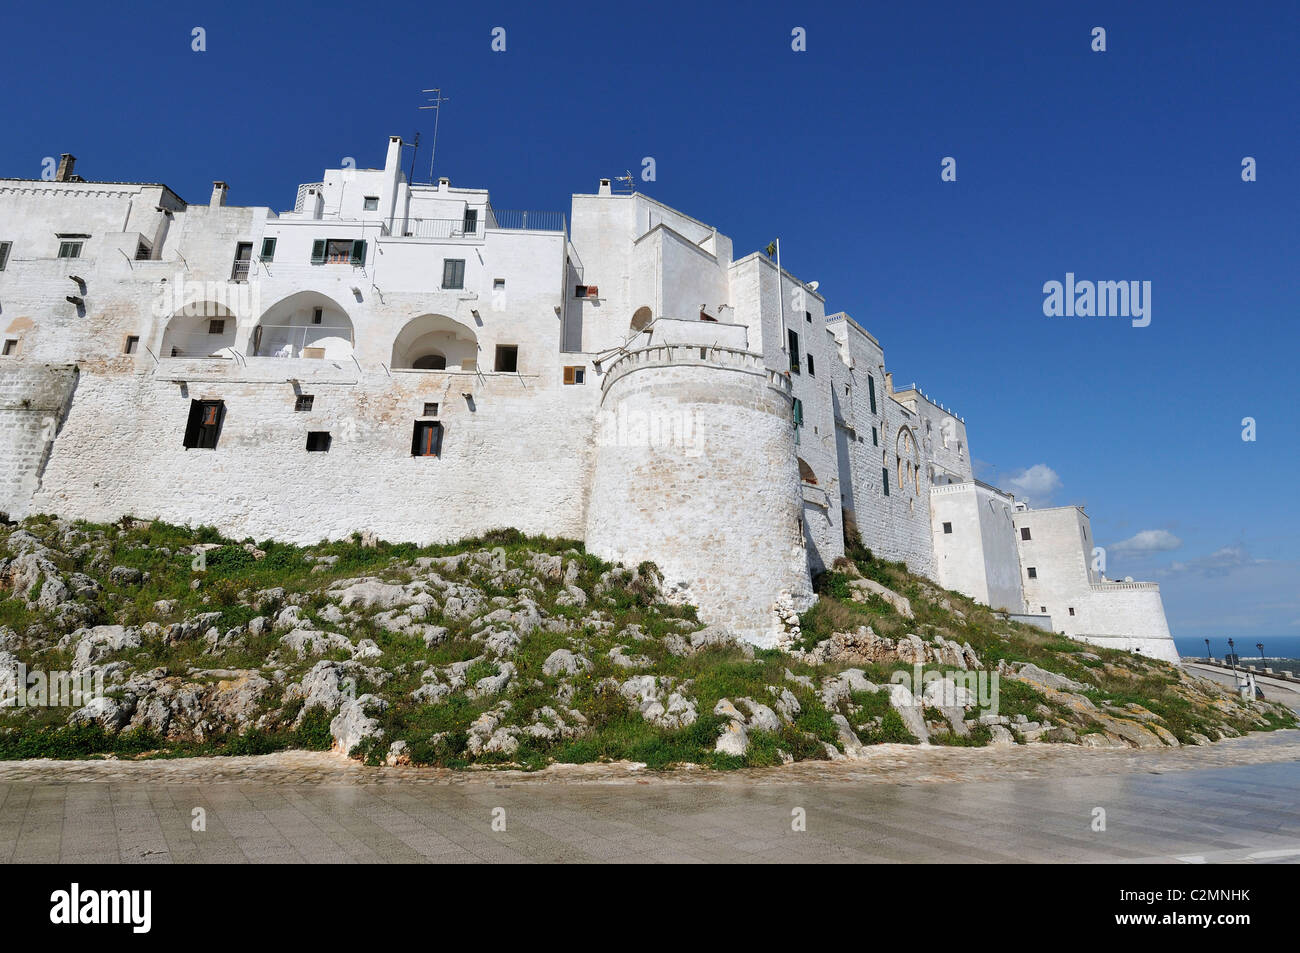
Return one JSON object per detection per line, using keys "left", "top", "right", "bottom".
{"left": 1165, "top": 546, "right": 1263, "bottom": 577}
{"left": 1004, "top": 464, "right": 1062, "bottom": 504}
{"left": 1110, "top": 529, "right": 1183, "bottom": 556}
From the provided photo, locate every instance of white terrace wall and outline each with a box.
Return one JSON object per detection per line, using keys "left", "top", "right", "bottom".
{"left": 929, "top": 481, "right": 1023, "bottom": 611}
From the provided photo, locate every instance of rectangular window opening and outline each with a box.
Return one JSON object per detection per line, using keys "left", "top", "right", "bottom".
{"left": 787, "top": 328, "right": 800, "bottom": 374}
{"left": 1021, "top": 527, "right": 1032, "bottom": 540}
{"left": 259, "top": 237, "right": 277, "bottom": 261}
{"left": 294, "top": 395, "right": 314, "bottom": 412}
{"left": 411, "top": 420, "right": 443, "bottom": 457}
{"left": 124, "top": 335, "right": 139, "bottom": 355}
{"left": 442, "top": 258, "right": 466, "bottom": 289}
{"left": 1027, "top": 567, "right": 1037, "bottom": 579}
{"left": 208, "top": 319, "right": 225, "bottom": 335}
{"left": 306, "top": 431, "right": 331, "bottom": 452}
{"left": 422, "top": 402, "right": 439, "bottom": 416}
{"left": 2, "top": 339, "right": 17, "bottom": 357}
{"left": 882, "top": 468, "right": 890, "bottom": 496}
{"left": 0, "top": 241, "right": 11, "bottom": 270}
{"left": 57, "top": 241, "right": 82, "bottom": 259}
{"left": 563, "top": 366, "right": 585, "bottom": 385}
{"left": 942, "top": 522, "right": 952, "bottom": 534}
{"left": 183, "top": 399, "right": 225, "bottom": 450}
{"left": 363, "top": 196, "right": 379, "bottom": 211}
{"left": 494, "top": 345, "right": 518, "bottom": 373}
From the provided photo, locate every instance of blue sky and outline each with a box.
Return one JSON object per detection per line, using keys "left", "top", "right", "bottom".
{"left": 2, "top": 0, "right": 1295, "bottom": 640}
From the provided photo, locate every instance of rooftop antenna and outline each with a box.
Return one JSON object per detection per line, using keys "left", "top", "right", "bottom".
{"left": 418, "top": 88, "right": 450, "bottom": 184}
{"left": 613, "top": 170, "right": 635, "bottom": 194}
{"left": 404, "top": 131, "right": 421, "bottom": 183}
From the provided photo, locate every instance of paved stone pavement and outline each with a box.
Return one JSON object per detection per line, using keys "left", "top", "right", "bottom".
{"left": 1, "top": 731, "right": 1297, "bottom": 863}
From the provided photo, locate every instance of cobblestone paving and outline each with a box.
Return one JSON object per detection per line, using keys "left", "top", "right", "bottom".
{"left": 1, "top": 732, "right": 1296, "bottom": 863}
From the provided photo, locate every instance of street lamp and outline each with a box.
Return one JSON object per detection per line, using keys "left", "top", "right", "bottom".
{"left": 1204, "top": 638, "right": 1211, "bottom": 662}
{"left": 1257, "top": 642, "right": 1265, "bottom": 662}
{"left": 1227, "top": 638, "right": 1237, "bottom": 674}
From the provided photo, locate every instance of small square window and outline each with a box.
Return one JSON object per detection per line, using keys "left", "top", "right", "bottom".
{"left": 574, "top": 285, "right": 587, "bottom": 298}
{"left": 124, "top": 335, "right": 139, "bottom": 354}
{"left": 208, "top": 319, "right": 225, "bottom": 335}
{"left": 804, "top": 310, "right": 812, "bottom": 323}
{"left": 2, "top": 338, "right": 17, "bottom": 357}
{"left": 493, "top": 278, "right": 505, "bottom": 289}
{"left": 363, "top": 196, "right": 379, "bottom": 211}
{"left": 1068, "top": 607, "right": 1075, "bottom": 616}
{"left": 1027, "top": 567, "right": 1037, "bottom": 579}
{"left": 442, "top": 258, "right": 465, "bottom": 289}
{"left": 1020, "top": 527, "right": 1032, "bottom": 541}
{"left": 942, "top": 522, "right": 952, "bottom": 534}
{"left": 563, "top": 366, "right": 585, "bottom": 385}
{"left": 412, "top": 420, "right": 443, "bottom": 457}
{"left": 57, "top": 241, "right": 82, "bottom": 259}
{"left": 494, "top": 345, "right": 518, "bottom": 373}
{"left": 1040, "top": 606, "right": 1047, "bottom": 613}
{"left": 423, "top": 402, "right": 439, "bottom": 416}
{"left": 259, "top": 237, "right": 277, "bottom": 261}
{"left": 306, "top": 431, "right": 331, "bottom": 452}
{"left": 294, "top": 395, "right": 314, "bottom": 412}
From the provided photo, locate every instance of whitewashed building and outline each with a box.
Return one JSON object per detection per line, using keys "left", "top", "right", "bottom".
{"left": 0, "top": 139, "right": 1178, "bottom": 660}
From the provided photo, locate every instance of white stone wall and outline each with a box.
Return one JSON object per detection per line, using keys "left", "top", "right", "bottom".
{"left": 929, "top": 482, "right": 1023, "bottom": 610}
{"left": 585, "top": 349, "right": 812, "bottom": 647}
{"left": 0, "top": 364, "right": 78, "bottom": 516}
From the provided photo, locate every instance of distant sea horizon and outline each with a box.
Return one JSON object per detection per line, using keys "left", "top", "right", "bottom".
{"left": 1174, "top": 635, "right": 1300, "bottom": 662}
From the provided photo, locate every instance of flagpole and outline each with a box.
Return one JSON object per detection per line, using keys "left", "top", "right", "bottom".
{"left": 774, "top": 238, "right": 787, "bottom": 365}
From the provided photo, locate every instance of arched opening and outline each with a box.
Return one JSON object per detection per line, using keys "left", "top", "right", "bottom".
{"left": 412, "top": 352, "right": 447, "bottom": 370}
{"left": 797, "top": 457, "right": 818, "bottom": 485}
{"left": 160, "top": 302, "right": 238, "bottom": 358}
{"left": 630, "top": 306, "right": 653, "bottom": 333}
{"left": 391, "top": 313, "right": 479, "bottom": 370}
{"left": 895, "top": 426, "right": 920, "bottom": 498}
{"left": 250, "top": 291, "right": 354, "bottom": 359}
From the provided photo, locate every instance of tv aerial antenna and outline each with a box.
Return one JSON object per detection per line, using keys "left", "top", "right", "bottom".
{"left": 418, "top": 88, "right": 451, "bottom": 183}
{"left": 613, "top": 170, "right": 635, "bottom": 194}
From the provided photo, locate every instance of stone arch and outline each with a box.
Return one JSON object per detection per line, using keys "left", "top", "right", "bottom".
{"left": 160, "top": 301, "right": 238, "bottom": 357}
{"left": 895, "top": 426, "right": 920, "bottom": 496}
{"left": 391, "top": 313, "right": 479, "bottom": 370}
{"left": 797, "top": 457, "right": 818, "bottom": 485}
{"left": 631, "top": 306, "right": 653, "bottom": 333}
{"left": 250, "top": 291, "right": 355, "bottom": 359}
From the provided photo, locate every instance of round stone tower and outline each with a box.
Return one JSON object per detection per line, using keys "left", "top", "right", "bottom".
{"left": 585, "top": 325, "right": 813, "bottom": 647}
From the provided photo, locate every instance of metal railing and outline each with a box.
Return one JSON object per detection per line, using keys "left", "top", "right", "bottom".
{"left": 159, "top": 330, "right": 239, "bottom": 359}
{"left": 250, "top": 324, "right": 354, "bottom": 359}
{"left": 487, "top": 209, "right": 566, "bottom": 232}
{"left": 390, "top": 218, "right": 482, "bottom": 239}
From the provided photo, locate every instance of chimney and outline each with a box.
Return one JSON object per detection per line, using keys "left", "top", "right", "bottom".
{"left": 380, "top": 135, "right": 403, "bottom": 225}
{"left": 598, "top": 178, "right": 612, "bottom": 196}
{"left": 210, "top": 181, "right": 228, "bottom": 207}
{"left": 55, "top": 154, "right": 76, "bottom": 182}
{"left": 306, "top": 187, "right": 323, "bottom": 220}
{"left": 885, "top": 371, "right": 894, "bottom": 394}
{"left": 438, "top": 176, "right": 450, "bottom": 192}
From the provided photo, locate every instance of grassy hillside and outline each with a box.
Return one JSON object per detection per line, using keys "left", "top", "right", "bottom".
{"left": 0, "top": 516, "right": 1291, "bottom": 768}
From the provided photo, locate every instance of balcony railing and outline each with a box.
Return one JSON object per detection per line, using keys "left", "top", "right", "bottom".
{"left": 487, "top": 209, "right": 566, "bottom": 232}
{"left": 391, "top": 218, "right": 482, "bottom": 239}
{"left": 251, "top": 324, "right": 354, "bottom": 359}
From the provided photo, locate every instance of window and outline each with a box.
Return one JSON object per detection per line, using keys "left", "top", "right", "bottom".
{"left": 134, "top": 240, "right": 151, "bottom": 261}
{"left": 1068, "top": 607, "right": 1075, "bottom": 616}
{"left": 872, "top": 426, "right": 878, "bottom": 446}
{"left": 1020, "top": 527, "right": 1032, "bottom": 541}
{"left": 574, "top": 285, "right": 588, "bottom": 298}
{"left": 494, "top": 345, "right": 518, "bottom": 373}
{"left": 305, "top": 431, "right": 331, "bottom": 452}
{"left": 787, "top": 328, "right": 800, "bottom": 374}
{"left": 792, "top": 398, "right": 804, "bottom": 427}
{"left": 183, "top": 399, "right": 225, "bottom": 449}
{"left": 208, "top": 319, "right": 225, "bottom": 335}
{"left": 868, "top": 374, "right": 877, "bottom": 414}
{"left": 230, "top": 242, "right": 252, "bottom": 280}
{"left": 563, "top": 366, "right": 585, "bottom": 385}
{"left": 312, "top": 307, "right": 323, "bottom": 325}
{"left": 411, "top": 420, "right": 443, "bottom": 457}
{"left": 311, "top": 239, "right": 367, "bottom": 265}
{"left": 1040, "top": 606, "right": 1046, "bottom": 613}
{"left": 422, "top": 402, "right": 439, "bottom": 417}
{"left": 259, "top": 237, "right": 277, "bottom": 262}
{"left": 442, "top": 258, "right": 465, "bottom": 289}
{"left": 294, "top": 395, "right": 314, "bottom": 412}
{"left": 363, "top": 196, "right": 379, "bottom": 211}
{"left": 942, "top": 522, "right": 952, "bottom": 534}
{"left": 882, "top": 468, "right": 890, "bottom": 496}
{"left": 807, "top": 353, "right": 815, "bottom": 376}
{"left": 462, "top": 209, "right": 478, "bottom": 234}
{"left": 493, "top": 278, "right": 505, "bottom": 290}
{"left": 1027, "top": 567, "right": 1037, "bottom": 579}
{"left": 0, "top": 241, "right": 10, "bottom": 270}
{"left": 2, "top": 339, "right": 17, "bottom": 357}
{"left": 124, "top": 335, "right": 139, "bottom": 355}
{"left": 57, "top": 241, "right": 82, "bottom": 259}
